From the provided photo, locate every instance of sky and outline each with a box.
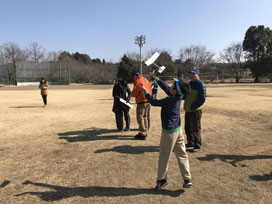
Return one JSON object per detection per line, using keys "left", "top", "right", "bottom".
{"left": 1, "top": 0, "right": 272, "bottom": 62}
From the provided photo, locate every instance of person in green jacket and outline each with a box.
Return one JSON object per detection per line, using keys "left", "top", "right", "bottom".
{"left": 184, "top": 69, "right": 206, "bottom": 152}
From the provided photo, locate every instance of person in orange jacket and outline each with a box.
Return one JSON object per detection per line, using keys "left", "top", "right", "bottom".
{"left": 131, "top": 72, "right": 152, "bottom": 140}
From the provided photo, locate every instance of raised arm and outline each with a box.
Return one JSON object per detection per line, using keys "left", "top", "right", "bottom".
{"left": 139, "top": 85, "right": 165, "bottom": 107}
{"left": 149, "top": 70, "right": 170, "bottom": 95}
{"left": 157, "top": 79, "right": 171, "bottom": 95}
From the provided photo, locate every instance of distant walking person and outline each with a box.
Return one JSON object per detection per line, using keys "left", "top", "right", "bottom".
{"left": 151, "top": 80, "right": 158, "bottom": 98}
{"left": 112, "top": 79, "right": 131, "bottom": 132}
{"left": 184, "top": 69, "right": 206, "bottom": 152}
{"left": 39, "top": 78, "right": 49, "bottom": 107}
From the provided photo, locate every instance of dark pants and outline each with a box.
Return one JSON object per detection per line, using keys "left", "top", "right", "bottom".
{"left": 42, "top": 95, "right": 47, "bottom": 105}
{"left": 152, "top": 93, "right": 157, "bottom": 98}
{"left": 147, "top": 107, "right": 150, "bottom": 129}
{"left": 115, "top": 110, "right": 130, "bottom": 131}
{"left": 185, "top": 110, "right": 202, "bottom": 149}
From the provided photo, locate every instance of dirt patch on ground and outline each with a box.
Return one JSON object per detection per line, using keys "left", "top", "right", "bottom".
{"left": 0, "top": 83, "right": 271, "bottom": 204}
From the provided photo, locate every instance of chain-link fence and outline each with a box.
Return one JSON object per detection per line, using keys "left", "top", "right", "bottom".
{"left": 16, "top": 62, "right": 70, "bottom": 85}
{"left": 0, "top": 64, "right": 12, "bottom": 84}
{"left": 1, "top": 62, "right": 271, "bottom": 85}
{"left": 196, "top": 73, "right": 272, "bottom": 83}
{"left": 0, "top": 62, "right": 70, "bottom": 85}
{"left": 0, "top": 61, "right": 119, "bottom": 85}
{"left": 158, "top": 72, "right": 272, "bottom": 83}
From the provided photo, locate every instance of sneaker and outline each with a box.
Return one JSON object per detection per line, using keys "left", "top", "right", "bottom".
{"left": 124, "top": 128, "right": 130, "bottom": 132}
{"left": 134, "top": 133, "right": 141, "bottom": 139}
{"left": 193, "top": 147, "right": 200, "bottom": 152}
{"left": 134, "top": 133, "right": 146, "bottom": 140}
{"left": 154, "top": 179, "right": 168, "bottom": 191}
{"left": 134, "top": 135, "right": 146, "bottom": 140}
{"left": 183, "top": 179, "right": 192, "bottom": 188}
{"left": 118, "top": 129, "right": 124, "bottom": 132}
{"left": 185, "top": 143, "right": 194, "bottom": 148}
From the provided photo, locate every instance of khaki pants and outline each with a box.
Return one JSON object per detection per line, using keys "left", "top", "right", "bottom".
{"left": 136, "top": 103, "right": 150, "bottom": 136}
{"left": 157, "top": 129, "right": 191, "bottom": 181}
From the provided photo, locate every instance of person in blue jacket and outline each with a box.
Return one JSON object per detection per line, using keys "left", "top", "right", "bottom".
{"left": 184, "top": 68, "right": 206, "bottom": 152}
{"left": 139, "top": 71, "right": 192, "bottom": 191}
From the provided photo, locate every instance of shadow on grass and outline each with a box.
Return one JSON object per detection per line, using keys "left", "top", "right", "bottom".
{"left": 9, "top": 106, "right": 42, "bottom": 108}
{"left": 58, "top": 127, "right": 135, "bottom": 142}
{"left": 95, "top": 145, "right": 159, "bottom": 154}
{"left": 15, "top": 181, "right": 184, "bottom": 201}
{"left": 0, "top": 180, "right": 10, "bottom": 188}
{"left": 197, "top": 154, "right": 272, "bottom": 167}
{"left": 97, "top": 98, "right": 113, "bottom": 101}
{"left": 249, "top": 171, "right": 272, "bottom": 181}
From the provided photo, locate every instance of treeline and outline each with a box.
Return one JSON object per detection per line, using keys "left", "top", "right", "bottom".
{"left": 1, "top": 25, "right": 272, "bottom": 84}
{"left": 57, "top": 51, "right": 117, "bottom": 83}
{"left": 0, "top": 42, "right": 117, "bottom": 84}
{"left": 118, "top": 25, "right": 272, "bottom": 83}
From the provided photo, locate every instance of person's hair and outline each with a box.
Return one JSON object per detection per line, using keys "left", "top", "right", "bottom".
{"left": 173, "top": 79, "right": 190, "bottom": 99}
{"left": 40, "top": 77, "right": 46, "bottom": 85}
{"left": 120, "top": 79, "right": 127, "bottom": 87}
{"left": 40, "top": 78, "right": 47, "bottom": 84}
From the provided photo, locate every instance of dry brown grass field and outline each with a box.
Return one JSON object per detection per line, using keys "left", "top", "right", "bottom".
{"left": 0, "top": 83, "right": 272, "bottom": 204}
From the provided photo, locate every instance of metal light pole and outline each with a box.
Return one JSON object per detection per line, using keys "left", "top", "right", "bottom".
{"left": 135, "top": 35, "right": 146, "bottom": 74}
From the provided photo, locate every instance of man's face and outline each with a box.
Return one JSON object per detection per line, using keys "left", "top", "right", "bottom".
{"left": 189, "top": 73, "right": 198, "bottom": 81}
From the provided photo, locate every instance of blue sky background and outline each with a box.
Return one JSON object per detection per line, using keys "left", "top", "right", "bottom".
{"left": 1, "top": 0, "right": 272, "bottom": 62}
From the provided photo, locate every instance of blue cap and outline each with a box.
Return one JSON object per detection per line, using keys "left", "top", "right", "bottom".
{"left": 132, "top": 72, "right": 140, "bottom": 78}
{"left": 188, "top": 68, "right": 200, "bottom": 74}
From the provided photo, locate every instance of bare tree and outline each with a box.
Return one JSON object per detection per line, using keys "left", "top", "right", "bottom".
{"left": 219, "top": 42, "right": 245, "bottom": 83}
{"left": 2, "top": 42, "right": 27, "bottom": 84}
{"left": 26, "top": 41, "right": 46, "bottom": 63}
{"left": 0, "top": 46, "right": 9, "bottom": 84}
{"left": 125, "top": 51, "right": 139, "bottom": 62}
{"left": 0, "top": 46, "right": 6, "bottom": 65}
{"left": 145, "top": 48, "right": 173, "bottom": 59}
{"left": 92, "top": 64, "right": 118, "bottom": 83}
{"left": 178, "top": 44, "right": 215, "bottom": 69}
{"left": 46, "top": 51, "right": 61, "bottom": 62}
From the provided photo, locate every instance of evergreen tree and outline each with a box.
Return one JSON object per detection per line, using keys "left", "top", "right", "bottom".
{"left": 243, "top": 25, "right": 272, "bottom": 82}
{"left": 117, "top": 55, "right": 135, "bottom": 82}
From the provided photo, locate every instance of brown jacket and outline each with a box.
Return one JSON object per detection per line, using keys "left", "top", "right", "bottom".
{"left": 39, "top": 82, "right": 49, "bottom": 95}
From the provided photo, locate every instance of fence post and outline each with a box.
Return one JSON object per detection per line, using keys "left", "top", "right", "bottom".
{"left": 68, "top": 63, "right": 70, "bottom": 85}
{"left": 59, "top": 63, "right": 62, "bottom": 82}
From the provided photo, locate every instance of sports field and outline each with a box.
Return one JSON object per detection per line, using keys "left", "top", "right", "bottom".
{"left": 0, "top": 83, "right": 271, "bottom": 204}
